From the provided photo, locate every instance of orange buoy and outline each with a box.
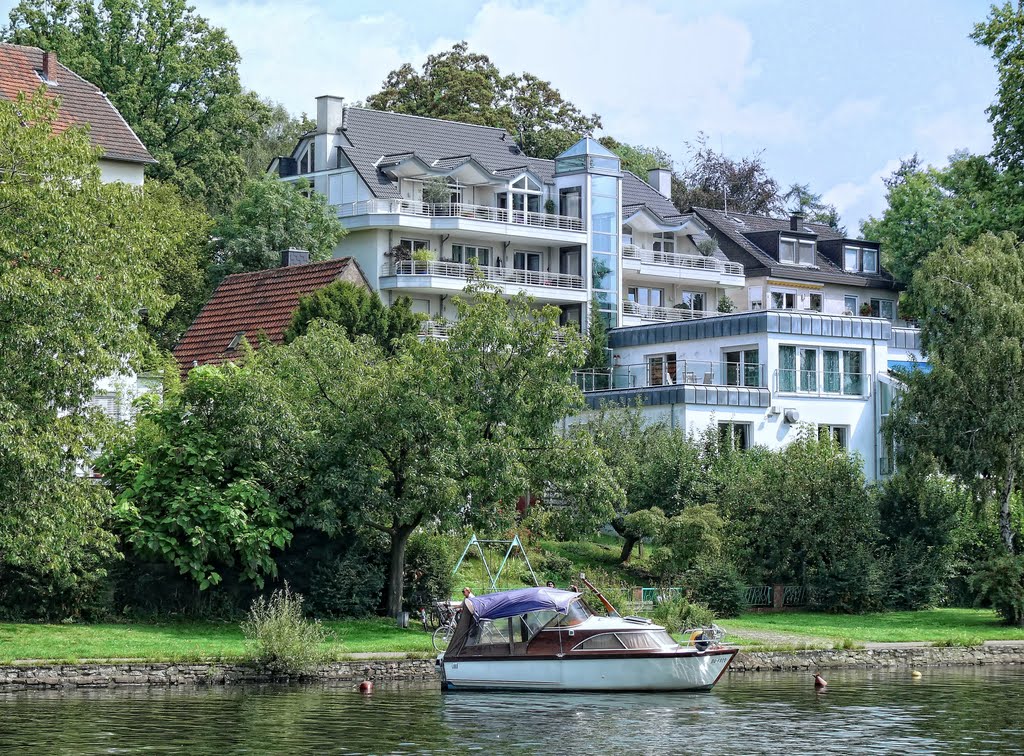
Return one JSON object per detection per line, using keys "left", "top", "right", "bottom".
{"left": 359, "top": 680, "right": 374, "bottom": 694}
{"left": 813, "top": 673, "right": 827, "bottom": 690}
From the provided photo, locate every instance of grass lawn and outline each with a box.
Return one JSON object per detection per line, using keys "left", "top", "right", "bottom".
{"left": 0, "top": 618, "right": 436, "bottom": 664}
{"left": 719, "top": 608, "right": 1024, "bottom": 647}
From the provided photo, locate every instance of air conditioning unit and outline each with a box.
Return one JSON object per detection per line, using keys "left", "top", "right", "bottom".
{"left": 767, "top": 405, "right": 781, "bottom": 416}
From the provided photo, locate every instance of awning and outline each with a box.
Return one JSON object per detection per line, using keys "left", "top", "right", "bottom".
{"left": 888, "top": 360, "right": 931, "bottom": 374}
{"left": 466, "top": 587, "right": 579, "bottom": 620}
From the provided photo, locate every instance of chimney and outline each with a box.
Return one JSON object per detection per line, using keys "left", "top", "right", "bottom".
{"left": 648, "top": 167, "right": 672, "bottom": 199}
{"left": 790, "top": 211, "right": 805, "bottom": 231}
{"left": 316, "top": 95, "right": 345, "bottom": 133}
{"left": 280, "top": 248, "right": 310, "bottom": 267}
{"left": 42, "top": 51, "right": 57, "bottom": 82}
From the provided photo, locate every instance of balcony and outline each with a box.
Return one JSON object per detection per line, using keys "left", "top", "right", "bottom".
{"left": 889, "top": 326, "right": 921, "bottom": 351}
{"left": 573, "top": 360, "right": 767, "bottom": 393}
{"left": 337, "top": 198, "right": 585, "bottom": 235}
{"left": 381, "top": 260, "right": 588, "bottom": 303}
{"left": 622, "top": 301, "right": 719, "bottom": 323}
{"left": 419, "top": 318, "right": 574, "bottom": 344}
{"left": 622, "top": 244, "right": 745, "bottom": 287}
{"left": 773, "top": 369, "right": 871, "bottom": 398}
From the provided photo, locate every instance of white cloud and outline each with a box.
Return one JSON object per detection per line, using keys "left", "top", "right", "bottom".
{"left": 913, "top": 108, "right": 992, "bottom": 163}
{"left": 822, "top": 157, "right": 905, "bottom": 233}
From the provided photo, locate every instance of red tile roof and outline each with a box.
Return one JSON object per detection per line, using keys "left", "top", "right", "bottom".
{"left": 0, "top": 42, "right": 154, "bottom": 164}
{"left": 173, "top": 258, "right": 368, "bottom": 373}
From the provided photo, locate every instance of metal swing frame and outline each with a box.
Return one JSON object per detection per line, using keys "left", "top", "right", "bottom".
{"left": 452, "top": 533, "right": 539, "bottom": 592}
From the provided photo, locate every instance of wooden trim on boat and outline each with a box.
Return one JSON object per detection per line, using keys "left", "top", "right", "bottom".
{"left": 446, "top": 647, "right": 739, "bottom": 663}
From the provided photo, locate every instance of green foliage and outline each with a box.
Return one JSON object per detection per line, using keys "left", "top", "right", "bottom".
{"left": 717, "top": 294, "right": 736, "bottom": 313}
{"left": 100, "top": 363, "right": 304, "bottom": 589}
{"left": 887, "top": 233, "right": 1024, "bottom": 555}
{"left": 284, "top": 281, "right": 418, "bottom": 352}
{"left": 366, "top": 41, "right": 600, "bottom": 160}
{"left": 240, "top": 99, "right": 314, "bottom": 180}
{"left": 404, "top": 532, "right": 456, "bottom": 610}
{"left": 242, "top": 585, "right": 328, "bottom": 674}
{"left": 305, "top": 552, "right": 385, "bottom": 619}
{"left": 0, "top": 90, "right": 185, "bottom": 615}
{"left": 683, "top": 563, "right": 746, "bottom": 618}
{"left": 583, "top": 298, "right": 609, "bottom": 369}
{"left": 421, "top": 176, "right": 451, "bottom": 204}
{"left": 781, "top": 182, "right": 844, "bottom": 232}
{"left": 971, "top": 554, "right": 1024, "bottom": 626}
{"left": 536, "top": 551, "right": 574, "bottom": 581}
{"left": 599, "top": 136, "right": 673, "bottom": 177}
{"left": 672, "top": 132, "right": 782, "bottom": 216}
{"left": 5, "top": 0, "right": 271, "bottom": 211}
{"left": 208, "top": 176, "right": 346, "bottom": 283}
{"left": 657, "top": 506, "right": 725, "bottom": 576}
{"left": 650, "top": 596, "right": 716, "bottom": 634}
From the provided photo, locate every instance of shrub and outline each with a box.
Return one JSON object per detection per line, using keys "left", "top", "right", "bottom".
{"left": 650, "top": 596, "right": 716, "bottom": 633}
{"left": 305, "top": 552, "right": 385, "bottom": 618}
{"left": 717, "top": 295, "right": 735, "bottom": 313}
{"left": 683, "top": 562, "right": 746, "bottom": 618}
{"left": 404, "top": 532, "right": 456, "bottom": 609}
{"left": 242, "top": 584, "right": 328, "bottom": 675}
{"left": 971, "top": 554, "right": 1024, "bottom": 626}
{"left": 807, "top": 546, "right": 884, "bottom": 614}
{"left": 537, "top": 551, "right": 574, "bottom": 581}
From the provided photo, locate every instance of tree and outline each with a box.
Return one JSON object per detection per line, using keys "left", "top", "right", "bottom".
{"left": 101, "top": 362, "right": 305, "bottom": 589}
{"left": 366, "top": 42, "right": 601, "bottom": 160}
{"left": 583, "top": 298, "right": 608, "bottom": 369}
{"left": 887, "top": 232, "right": 1024, "bottom": 556}
{"left": 208, "top": 176, "right": 346, "bottom": 284}
{"left": 5, "top": 0, "right": 271, "bottom": 211}
{"left": 599, "top": 137, "right": 673, "bottom": 178}
{"left": 672, "top": 132, "right": 782, "bottom": 216}
{"left": 782, "top": 182, "right": 844, "bottom": 233}
{"left": 284, "top": 280, "right": 419, "bottom": 352}
{"left": 973, "top": 4, "right": 1024, "bottom": 185}
{"left": 240, "top": 100, "right": 315, "bottom": 180}
{"left": 0, "top": 90, "right": 175, "bottom": 614}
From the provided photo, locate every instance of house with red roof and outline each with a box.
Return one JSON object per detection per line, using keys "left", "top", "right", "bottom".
{"left": 0, "top": 43, "right": 155, "bottom": 184}
{"left": 173, "top": 250, "right": 369, "bottom": 374}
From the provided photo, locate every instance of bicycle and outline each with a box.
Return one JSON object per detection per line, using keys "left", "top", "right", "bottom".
{"left": 431, "top": 600, "right": 461, "bottom": 652}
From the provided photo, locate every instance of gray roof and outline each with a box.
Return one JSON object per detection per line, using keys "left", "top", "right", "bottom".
{"left": 692, "top": 206, "right": 898, "bottom": 289}
{"left": 320, "top": 107, "right": 677, "bottom": 217}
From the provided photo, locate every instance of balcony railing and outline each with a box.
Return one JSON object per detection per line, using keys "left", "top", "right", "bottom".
{"left": 623, "top": 301, "right": 719, "bottom": 322}
{"left": 889, "top": 326, "right": 921, "bottom": 351}
{"left": 623, "top": 244, "right": 744, "bottom": 276}
{"left": 338, "top": 199, "right": 585, "bottom": 232}
{"left": 383, "top": 260, "right": 586, "bottom": 291}
{"left": 773, "top": 369, "right": 871, "bottom": 398}
{"left": 573, "top": 360, "right": 767, "bottom": 393}
{"left": 420, "top": 318, "right": 573, "bottom": 344}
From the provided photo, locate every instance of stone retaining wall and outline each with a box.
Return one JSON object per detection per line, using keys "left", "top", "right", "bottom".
{"left": 4, "top": 645, "right": 1024, "bottom": 688}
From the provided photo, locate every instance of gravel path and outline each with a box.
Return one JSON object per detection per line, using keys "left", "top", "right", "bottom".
{"left": 724, "top": 627, "right": 836, "bottom": 648}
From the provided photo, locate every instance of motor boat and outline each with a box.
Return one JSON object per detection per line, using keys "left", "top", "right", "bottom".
{"left": 438, "top": 586, "right": 738, "bottom": 692}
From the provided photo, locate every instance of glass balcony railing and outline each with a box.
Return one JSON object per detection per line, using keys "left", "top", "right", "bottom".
{"left": 573, "top": 360, "right": 767, "bottom": 393}
{"left": 338, "top": 199, "right": 585, "bottom": 232}
{"left": 383, "top": 261, "right": 585, "bottom": 291}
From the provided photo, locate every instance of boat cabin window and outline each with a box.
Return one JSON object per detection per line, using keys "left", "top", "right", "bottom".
{"left": 465, "top": 618, "right": 511, "bottom": 649}
{"left": 573, "top": 630, "right": 679, "bottom": 652}
{"left": 550, "top": 600, "right": 593, "bottom": 627}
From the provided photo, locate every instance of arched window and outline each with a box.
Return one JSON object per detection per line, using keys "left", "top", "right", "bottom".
{"left": 498, "top": 174, "right": 542, "bottom": 213}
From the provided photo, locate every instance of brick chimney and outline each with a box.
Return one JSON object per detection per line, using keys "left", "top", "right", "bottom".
{"left": 280, "top": 248, "right": 310, "bottom": 267}
{"left": 42, "top": 51, "right": 57, "bottom": 83}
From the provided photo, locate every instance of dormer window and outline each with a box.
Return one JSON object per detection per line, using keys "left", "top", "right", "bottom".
{"left": 498, "top": 174, "right": 542, "bottom": 213}
{"left": 844, "top": 245, "right": 880, "bottom": 274}
{"left": 653, "top": 232, "right": 675, "bottom": 254}
{"left": 226, "top": 331, "right": 245, "bottom": 351}
{"left": 298, "top": 142, "right": 315, "bottom": 174}
{"left": 780, "top": 236, "right": 815, "bottom": 266}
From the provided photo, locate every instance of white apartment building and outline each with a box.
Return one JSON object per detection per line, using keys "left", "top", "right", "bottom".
{"left": 274, "top": 95, "right": 921, "bottom": 480}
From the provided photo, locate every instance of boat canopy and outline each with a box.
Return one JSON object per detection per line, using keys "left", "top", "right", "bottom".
{"left": 466, "top": 587, "right": 580, "bottom": 620}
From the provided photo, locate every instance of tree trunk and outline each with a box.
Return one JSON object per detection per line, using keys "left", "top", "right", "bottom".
{"left": 384, "top": 523, "right": 417, "bottom": 617}
{"left": 1000, "top": 469, "right": 1016, "bottom": 555}
{"left": 619, "top": 535, "right": 638, "bottom": 563}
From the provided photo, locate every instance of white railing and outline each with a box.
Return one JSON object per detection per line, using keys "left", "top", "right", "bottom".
{"left": 889, "top": 326, "right": 922, "bottom": 351}
{"left": 622, "top": 244, "right": 744, "bottom": 276}
{"left": 420, "top": 318, "right": 573, "bottom": 344}
{"left": 383, "top": 260, "right": 586, "bottom": 291}
{"left": 773, "top": 370, "right": 871, "bottom": 398}
{"left": 573, "top": 360, "right": 767, "bottom": 392}
{"left": 339, "top": 199, "right": 585, "bottom": 232}
{"left": 622, "top": 301, "right": 719, "bottom": 322}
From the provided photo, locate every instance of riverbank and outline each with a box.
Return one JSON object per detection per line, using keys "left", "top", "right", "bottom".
{"left": 4, "top": 643, "right": 1024, "bottom": 689}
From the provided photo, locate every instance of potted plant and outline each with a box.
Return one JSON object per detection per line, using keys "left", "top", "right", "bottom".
{"left": 421, "top": 176, "right": 451, "bottom": 215}
{"left": 411, "top": 248, "right": 435, "bottom": 272}
{"left": 717, "top": 295, "right": 736, "bottom": 313}
{"left": 695, "top": 237, "right": 718, "bottom": 257}
{"left": 859, "top": 302, "right": 873, "bottom": 317}
{"left": 545, "top": 199, "right": 557, "bottom": 215}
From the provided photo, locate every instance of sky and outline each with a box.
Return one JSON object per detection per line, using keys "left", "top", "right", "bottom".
{"left": 2, "top": 0, "right": 999, "bottom": 231}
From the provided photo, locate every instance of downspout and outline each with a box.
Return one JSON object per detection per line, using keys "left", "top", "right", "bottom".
{"left": 502, "top": 241, "right": 511, "bottom": 267}
{"left": 871, "top": 329, "right": 880, "bottom": 481}
{"left": 439, "top": 234, "right": 450, "bottom": 257}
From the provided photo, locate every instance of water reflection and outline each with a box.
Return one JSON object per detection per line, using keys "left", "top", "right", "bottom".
{"left": 1, "top": 668, "right": 1023, "bottom": 754}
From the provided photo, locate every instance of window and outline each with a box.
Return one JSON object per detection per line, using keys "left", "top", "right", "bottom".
{"left": 298, "top": 142, "right": 315, "bottom": 174}
{"left": 719, "top": 422, "right": 752, "bottom": 451}
{"left": 779, "top": 346, "right": 865, "bottom": 396}
{"left": 451, "top": 244, "right": 490, "bottom": 266}
{"left": 818, "top": 424, "right": 849, "bottom": 449}
{"left": 771, "top": 289, "right": 796, "bottom": 310}
{"left": 871, "top": 298, "right": 895, "bottom": 320}
{"left": 770, "top": 287, "right": 822, "bottom": 311}
{"left": 559, "top": 187, "right": 582, "bottom": 218}
{"left": 863, "top": 248, "right": 878, "bottom": 273}
{"left": 514, "top": 250, "right": 541, "bottom": 272}
{"left": 749, "top": 286, "right": 764, "bottom": 310}
{"left": 627, "top": 287, "right": 664, "bottom": 307}
{"left": 677, "top": 291, "right": 705, "bottom": 312}
{"left": 647, "top": 353, "right": 677, "bottom": 386}
{"left": 844, "top": 245, "right": 881, "bottom": 273}
{"left": 499, "top": 175, "right": 542, "bottom": 214}
{"left": 844, "top": 295, "right": 858, "bottom": 315}
{"left": 844, "top": 246, "right": 859, "bottom": 271}
{"left": 652, "top": 232, "right": 675, "bottom": 255}
{"left": 779, "top": 237, "right": 816, "bottom": 266}
{"left": 809, "top": 292, "right": 823, "bottom": 312}
{"left": 724, "top": 348, "right": 761, "bottom": 387}
{"left": 399, "top": 238, "right": 429, "bottom": 253}
{"left": 779, "top": 237, "right": 796, "bottom": 264}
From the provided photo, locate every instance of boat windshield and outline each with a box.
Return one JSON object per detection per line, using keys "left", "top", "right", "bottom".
{"left": 550, "top": 599, "right": 593, "bottom": 627}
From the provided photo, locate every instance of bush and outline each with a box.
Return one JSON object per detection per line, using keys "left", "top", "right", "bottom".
{"left": 404, "top": 532, "right": 456, "bottom": 609}
{"left": 537, "top": 551, "right": 574, "bottom": 582}
{"left": 242, "top": 584, "right": 328, "bottom": 675}
{"left": 683, "top": 562, "right": 746, "bottom": 618}
{"left": 306, "top": 552, "right": 385, "bottom": 619}
{"left": 807, "top": 546, "right": 884, "bottom": 614}
{"left": 971, "top": 554, "right": 1024, "bottom": 626}
{"left": 650, "top": 596, "right": 716, "bottom": 633}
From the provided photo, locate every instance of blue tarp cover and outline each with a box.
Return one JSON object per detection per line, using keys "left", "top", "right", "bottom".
{"left": 466, "top": 587, "right": 579, "bottom": 620}
{"left": 889, "top": 360, "right": 932, "bottom": 374}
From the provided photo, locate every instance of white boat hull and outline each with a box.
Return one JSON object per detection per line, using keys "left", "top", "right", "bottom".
{"left": 441, "top": 651, "right": 736, "bottom": 692}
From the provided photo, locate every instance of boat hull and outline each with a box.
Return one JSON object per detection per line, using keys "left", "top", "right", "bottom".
{"left": 441, "top": 649, "right": 737, "bottom": 692}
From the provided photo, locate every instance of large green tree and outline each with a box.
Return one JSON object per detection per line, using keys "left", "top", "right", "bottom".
{"left": 208, "top": 176, "right": 346, "bottom": 284}
{"left": 284, "top": 281, "right": 418, "bottom": 352}
{"left": 599, "top": 137, "right": 673, "bottom": 179}
{"left": 240, "top": 100, "right": 315, "bottom": 180}
{"left": 5, "top": 0, "right": 271, "bottom": 211}
{"left": 366, "top": 42, "right": 601, "bottom": 160}
{"left": 672, "top": 133, "right": 782, "bottom": 216}
{"left": 887, "top": 232, "right": 1024, "bottom": 556}
{"left": 0, "top": 91, "right": 175, "bottom": 614}
{"left": 782, "top": 182, "right": 843, "bottom": 233}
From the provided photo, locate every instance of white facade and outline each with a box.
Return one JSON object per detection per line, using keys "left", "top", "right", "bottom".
{"left": 99, "top": 158, "right": 146, "bottom": 186}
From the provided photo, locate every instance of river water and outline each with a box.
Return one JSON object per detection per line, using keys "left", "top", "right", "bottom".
{"left": 2, "top": 667, "right": 1023, "bottom": 754}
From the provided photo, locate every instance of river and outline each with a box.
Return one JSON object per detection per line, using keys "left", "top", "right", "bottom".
{"left": 2, "top": 667, "right": 1023, "bottom": 754}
